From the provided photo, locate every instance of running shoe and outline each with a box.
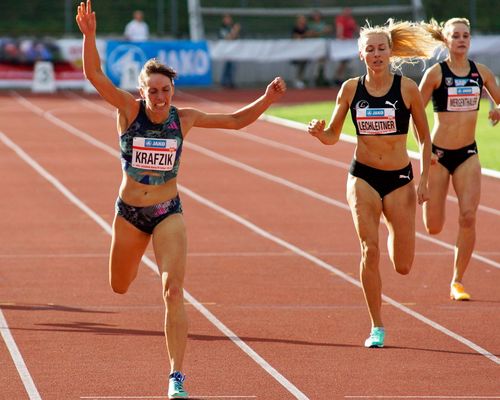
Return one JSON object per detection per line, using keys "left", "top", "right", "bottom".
{"left": 364, "top": 327, "right": 385, "bottom": 348}
{"left": 168, "top": 371, "right": 188, "bottom": 399}
{"left": 450, "top": 282, "right": 471, "bottom": 301}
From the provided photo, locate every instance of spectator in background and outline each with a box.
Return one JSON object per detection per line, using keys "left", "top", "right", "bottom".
{"left": 291, "top": 14, "right": 310, "bottom": 89}
{"left": 333, "top": 7, "right": 358, "bottom": 86}
{"left": 308, "top": 10, "right": 331, "bottom": 87}
{"left": 218, "top": 13, "right": 241, "bottom": 88}
{"left": 124, "top": 10, "right": 149, "bottom": 42}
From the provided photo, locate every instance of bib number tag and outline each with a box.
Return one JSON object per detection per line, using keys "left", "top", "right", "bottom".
{"left": 356, "top": 108, "right": 396, "bottom": 135}
{"left": 132, "top": 138, "right": 177, "bottom": 171}
{"left": 447, "top": 86, "right": 480, "bottom": 111}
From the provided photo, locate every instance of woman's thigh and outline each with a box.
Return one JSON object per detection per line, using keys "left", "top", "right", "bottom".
{"left": 382, "top": 182, "right": 416, "bottom": 269}
{"left": 452, "top": 155, "right": 481, "bottom": 216}
{"left": 424, "top": 163, "right": 450, "bottom": 232}
{"left": 346, "top": 175, "right": 383, "bottom": 246}
{"left": 152, "top": 213, "right": 187, "bottom": 287}
{"left": 109, "top": 214, "right": 151, "bottom": 291}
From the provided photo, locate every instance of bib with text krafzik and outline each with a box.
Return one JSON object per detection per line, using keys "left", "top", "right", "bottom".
{"left": 132, "top": 137, "right": 177, "bottom": 171}
{"left": 356, "top": 108, "right": 396, "bottom": 135}
{"left": 447, "top": 86, "right": 480, "bottom": 111}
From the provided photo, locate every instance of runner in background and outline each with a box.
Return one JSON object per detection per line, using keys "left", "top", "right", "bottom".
{"left": 419, "top": 18, "right": 500, "bottom": 301}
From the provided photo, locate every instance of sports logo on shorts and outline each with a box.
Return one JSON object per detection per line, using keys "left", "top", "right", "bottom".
{"left": 435, "top": 149, "right": 444, "bottom": 158}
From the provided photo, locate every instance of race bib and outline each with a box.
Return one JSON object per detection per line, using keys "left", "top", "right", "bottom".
{"left": 356, "top": 108, "right": 396, "bottom": 135}
{"left": 447, "top": 86, "right": 480, "bottom": 111}
{"left": 132, "top": 137, "right": 177, "bottom": 171}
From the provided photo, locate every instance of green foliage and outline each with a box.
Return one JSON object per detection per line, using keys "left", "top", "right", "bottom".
{"left": 266, "top": 99, "right": 500, "bottom": 170}
{"left": 422, "top": 0, "right": 500, "bottom": 33}
{"left": 0, "top": 0, "right": 498, "bottom": 37}
{"left": 0, "top": 0, "right": 188, "bottom": 38}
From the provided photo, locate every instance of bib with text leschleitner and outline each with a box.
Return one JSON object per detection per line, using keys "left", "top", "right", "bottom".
{"left": 356, "top": 108, "right": 396, "bottom": 135}
{"left": 447, "top": 86, "right": 480, "bottom": 111}
{"left": 132, "top": 137, "right": 177, "bottom": 171}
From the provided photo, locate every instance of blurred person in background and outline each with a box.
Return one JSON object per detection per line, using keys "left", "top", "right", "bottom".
{"left": 333, "top": 7, "right": 359, "bottom": 86}
{"left": 291, "top": 14, "right": 310, "bottom": 89}
{"left": 76, "top": 1, "right": 286, "bottom": 397}
{"left": 307, "top": 19, "right": 436, "bottom": 349}
{"left": 124, "top": 10, "right": 149, "bottom": 42}
{"left": 419, "top": 18, "right": 500, "bottom": 301}
{"left": 308, "top": 10, "right": 331, "bottom": 87}
{"left": 218, "top": 13, "right": 241, "bottom": 88}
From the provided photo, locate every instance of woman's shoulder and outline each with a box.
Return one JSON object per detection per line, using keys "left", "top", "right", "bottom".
{"left": 400, "top": 75, "right": 418, "bottom": 89}
{"left": 419, "top": 63, "right": 443, "bottom": 87}
{"left": 473, "top": 61, "right": 493, "bottom": 76}
{"left": 342, "top": 77, "right": 360, "bottom": 91}
{"left": 338, "top": 77, "right": 360, "bottom": 102}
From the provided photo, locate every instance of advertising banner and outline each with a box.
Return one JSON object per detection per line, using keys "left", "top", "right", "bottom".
{"left": 105, "top": 40, "right": 212, "bottom": 87}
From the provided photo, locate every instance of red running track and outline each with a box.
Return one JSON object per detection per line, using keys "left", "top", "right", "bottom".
{"left": 0, "top": 88, "right": 499, "bottom": 400}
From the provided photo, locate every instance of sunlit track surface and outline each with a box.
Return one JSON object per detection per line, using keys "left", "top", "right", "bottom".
{"left": 0, "top": 91, "right": 499, "bottom": 400}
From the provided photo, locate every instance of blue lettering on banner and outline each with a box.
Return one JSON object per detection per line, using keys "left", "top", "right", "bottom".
{"left": 145, "top": 139, "right": 167, "bottom": 148}
{"left": 366, "top": 109, "right": 385, "bottom": 117}
{"left": 457, "top": 87, "right": 473, "bottom": 94}
{"left": 106, "top": 41, "right": 212, "bottom": 87}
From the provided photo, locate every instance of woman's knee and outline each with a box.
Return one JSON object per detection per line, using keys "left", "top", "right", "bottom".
{"left": 458, "top": 209, "right": 476, "bottom": 229}
{"left": 394, "top": 259, "right": 413, "bottom": 275}
{"left": 425, "top": 220, "right": 443, "bottom": 235}
{"left": 424, "top": 211, "right": 444, "bottom": 234}
{"left": 110, "top": 277, "right": 131, "bottom": 294}
{"left": 360, "top": 240, "right": 380, "bottom": 267}
{"left": 163, "top": 284, "right": 184, "bottom": 304}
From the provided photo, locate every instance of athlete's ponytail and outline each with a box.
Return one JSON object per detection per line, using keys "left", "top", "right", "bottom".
{"left": 359, "top": 19, "right": 439, "bottom": 69}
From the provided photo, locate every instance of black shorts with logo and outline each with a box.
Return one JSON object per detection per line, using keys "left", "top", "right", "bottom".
{"left": 349, "top": 159, "right": 413, "bottom": 199}
{"left": 432, "top": 141, "right": 478, "bottom": 174}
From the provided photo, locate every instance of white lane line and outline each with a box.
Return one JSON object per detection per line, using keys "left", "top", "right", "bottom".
{"left": 6, "top": 96, "right": 500, "bottom": 364}
{"left": 345, "top": 396, "right": 500, "bottom": 399}
{"left": 81, "top": 396, "right": 257, "bottom": 399}
{"left": 0, "top": 309, "right": 42, "bottom": 400}
{"left": 0, "top": 130, "right": 310, "bottom": 400}
{"left": 1, "top": 251, "right": 491, "bottom": 259}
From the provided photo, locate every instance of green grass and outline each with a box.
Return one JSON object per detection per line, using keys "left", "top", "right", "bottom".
{"left": 267, "top": 99, "right": 500, "bottom": 171}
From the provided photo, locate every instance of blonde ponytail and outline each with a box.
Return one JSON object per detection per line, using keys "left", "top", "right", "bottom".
{"left": 359, "top": 19, "right": 439, "bottom": 68}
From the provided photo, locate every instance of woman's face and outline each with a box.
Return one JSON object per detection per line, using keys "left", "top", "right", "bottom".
{"left": 445, "top": 23, "right": 471, "bottom": 55}
{"left": 359, "top": 32, "right": 391, "bottom": 72}
{"left": 140, "top": 73, "right": 174, "bottom": 114}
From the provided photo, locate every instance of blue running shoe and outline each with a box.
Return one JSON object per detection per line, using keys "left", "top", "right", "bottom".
{"left": 364, "top": 327, "right": 385, "bottom": 348}
{"left": 168, "top": 371, "right": 188, "bottom": 399}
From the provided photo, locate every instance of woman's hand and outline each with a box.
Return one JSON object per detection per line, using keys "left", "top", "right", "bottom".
{"left": 307, "top": 119, "right": 326, "bottom": 137}
{"left": 488, "top": 107, "right": 500, "bottom": 126}
{"left": 76, "top": 0, "right": 96, "bottom": 37}
{"left": 416, "top": 177, "right": 430, "bottom": 205}
{"left": 264, "top": 77, "right": 287, "bottom": 103}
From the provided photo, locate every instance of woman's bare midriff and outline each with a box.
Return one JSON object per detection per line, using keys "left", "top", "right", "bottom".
{"left": 355, "top": 135, "right": 410, "bottom": 170}
{"left": 118, "top": 174, "right": 179, "bottom": 206}
{"left": 432, "top": 110, "right": 478, "bottom": 149}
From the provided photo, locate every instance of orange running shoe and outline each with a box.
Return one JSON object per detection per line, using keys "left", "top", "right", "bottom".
{"left": 450, "top": 282, "right": 471, "bottom": 301}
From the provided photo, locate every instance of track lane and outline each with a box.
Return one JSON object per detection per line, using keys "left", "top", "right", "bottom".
{"left": 1, "top": 92, "right": 498, "bottom": 398}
